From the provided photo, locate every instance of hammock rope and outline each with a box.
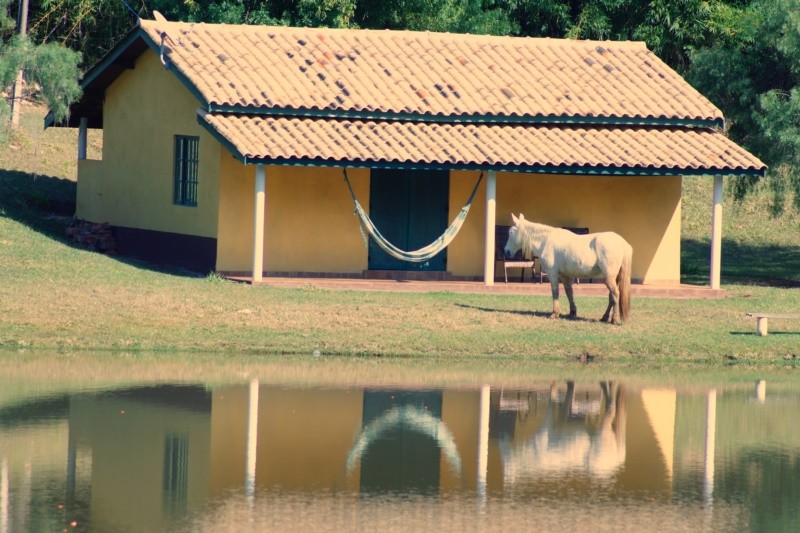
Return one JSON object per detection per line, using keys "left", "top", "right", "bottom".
{"left": 343, "top": 169, "right": 484, "bottom": 263}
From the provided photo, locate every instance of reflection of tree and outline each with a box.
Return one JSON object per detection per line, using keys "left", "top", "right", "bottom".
{"left": 715, "top": 450, "right": 800, "bottom": 531}
{"left": 500, "top": 382, "right": 627, "bottom": 484}
{"left": 345, "top": 406, "right": 462, "bottom": 477}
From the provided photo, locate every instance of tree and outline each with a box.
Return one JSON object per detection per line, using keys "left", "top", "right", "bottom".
{"left": 505, "top": 0, "right": 725, "bottom": 70}
{"left": 354, "top": 0, "right": 514, "bottom": 35}
{"left": 1, "top": 0, "right": 82, "bottom": 125}
{"left": 688, "top": 0, "right": 800, "bottom": 211}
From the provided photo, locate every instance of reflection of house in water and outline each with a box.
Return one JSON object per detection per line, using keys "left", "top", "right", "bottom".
{"left": 491, "top": 383, "right": 676, "bottom": 495}
{"left": 12, "top": 380, "right": 787, "bottom": 530}
{"left": 66, "top": 386, "right": 213, "bottom": 530}
{"left": 494, "top": 382, "right": 627, "bottom": 484}
{"left": 349, "top": 391, "right": 456, "bottom": 495}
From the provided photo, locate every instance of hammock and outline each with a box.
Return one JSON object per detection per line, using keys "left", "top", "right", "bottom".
{"left": 343, "top": 169, "right": 484, "bottom": 263}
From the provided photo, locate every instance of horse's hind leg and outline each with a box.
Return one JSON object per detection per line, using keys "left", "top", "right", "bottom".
{"left": 562, "top": 277, "right": 577, "bottom": 318}
{"left": 549, "top": 279, "right": 561, "bottom": 319}
{"left": 602, "top": 277, "right": 621, "bottom": 324}
{"left": 601, "top": 292, "right": 613, "bottom": 322}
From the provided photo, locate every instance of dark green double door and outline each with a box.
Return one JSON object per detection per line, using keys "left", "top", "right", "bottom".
{"left": 367, "top": 169, "right": 449, "bottom": 271}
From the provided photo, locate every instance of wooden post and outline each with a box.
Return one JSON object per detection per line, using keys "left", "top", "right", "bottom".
{"left": 756, "top": 316, "right": 769, "bottom": 337}
{"left": 252, "top": 165, "right": 266, "bottom": 283}
{"left": 483, "top": 170, "right": 496, "bottom": 286}
{"left": 710, "top": 175, "right": 723, "bottom": 290}
{"left": 10, "top": 0, "right": 29, "bottom": 129}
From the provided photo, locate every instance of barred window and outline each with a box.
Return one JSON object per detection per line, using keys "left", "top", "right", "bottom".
{"left": 173, "top": 136, "right": 199, "bottom": 206}
{"left": 163, "top": 433, "right": 189, "bottom": 515}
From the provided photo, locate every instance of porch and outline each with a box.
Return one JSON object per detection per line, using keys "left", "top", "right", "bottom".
{"left": 228, "top": 274, "right": 725, "bottom": 299}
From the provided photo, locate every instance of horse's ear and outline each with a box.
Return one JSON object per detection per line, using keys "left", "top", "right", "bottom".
{"left": 518, "top": 213, "right": 525, "bottom": 221}
{"left": 511, "top": 213, "right": 519, "bottom": 225}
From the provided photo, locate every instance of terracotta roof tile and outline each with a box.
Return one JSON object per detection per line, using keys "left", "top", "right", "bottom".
{"left": 141, "top": 20, "right": 722, "bottom": 123}
{"left": 199, "top": 112, "right": 764, "bottom": 173}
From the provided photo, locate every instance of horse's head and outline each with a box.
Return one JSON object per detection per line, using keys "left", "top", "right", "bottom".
{"left": 504, "top": 213, "right": 524, "bottom": 258}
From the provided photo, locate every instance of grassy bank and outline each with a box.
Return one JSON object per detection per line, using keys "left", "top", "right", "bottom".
{"left": 1, "top": 106, "right": 799, "bottom": 368}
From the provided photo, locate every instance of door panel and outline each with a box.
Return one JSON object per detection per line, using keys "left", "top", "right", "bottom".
{"left": 368, "top": 169, "right": 449, "bottom": 271}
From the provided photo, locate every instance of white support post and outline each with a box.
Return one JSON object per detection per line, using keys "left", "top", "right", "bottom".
{"left": 1, "top": 457, "right": 8, "bottom": 533}
{"left": 703, "top": 388, "right": 717, "bottom": 507}
{"left": 78, "top": 117, "right": 88, "bottom": 161}
{"left": 477, "top": 384, "right": 490, "bottom": 500}
{"left": 483, "top": 171, "right": 497, "bottom": 286}
{"left": 252, "top": 165, "right": 266, "bottom": 283}
{"left": 245, "top": 379, "right": 259, "bottom": 499}
{"left": 710, "top": 175, "right": 723, "bottom": 290}
{"left": 755, "top": 380, "right": 766, "bottom": 404}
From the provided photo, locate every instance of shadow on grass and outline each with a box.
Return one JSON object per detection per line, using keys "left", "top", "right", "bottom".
{"left": 682, "top": 238, "right": 800, "bottom": 288}
{"left": 730, "top": 332, "right": 800, "bottom": 336}
{"left": 0, "top": 169, "right": 204, "bottom": 278}
{"left": 0, "top": 169, "right": 76, "bottom": 231}
{"left": 455, "top": 303, "right": 602, "bottom": 323}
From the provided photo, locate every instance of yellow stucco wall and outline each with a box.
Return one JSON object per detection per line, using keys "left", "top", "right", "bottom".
{"left": 449, "top": 172, "right": 682, "bottom": 284}
{"left": 76, "top": 49, "right": 220, "bottom": 238}
{"left": 216, "top": 162, "right": 370, "bottom": 273}
{"left": 218, "top": 166, "right": 681, "bottom": 283}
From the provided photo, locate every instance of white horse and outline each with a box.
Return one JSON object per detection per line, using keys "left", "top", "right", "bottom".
{"left": 504, "top": 214, "right": 632, "bottom": 324}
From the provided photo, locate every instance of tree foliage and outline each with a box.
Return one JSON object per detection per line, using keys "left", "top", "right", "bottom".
{"left": 6, "top": 0, "right": 800, "bottom": 208}
{"left": 2, "top": 0, "right": 82, "bottom": 124}
{"left": 689, "top": 0, "right": 800, "bottom": 211}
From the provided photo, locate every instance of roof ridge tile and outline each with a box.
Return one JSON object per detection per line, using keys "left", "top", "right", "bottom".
{"left": 76, "top": 19, "right": 726, "bottom": 127}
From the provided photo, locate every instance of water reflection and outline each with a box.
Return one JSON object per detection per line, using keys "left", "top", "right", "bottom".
{"left": 1, "top": 379, "right": 799, "bottom": 531}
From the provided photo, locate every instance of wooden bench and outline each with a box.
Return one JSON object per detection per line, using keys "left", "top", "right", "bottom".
{"left": 746, "top": 313, "right": 800, "bottom": 336}
{"left": 495, "top": 225, "right": 536, "bottom": 282}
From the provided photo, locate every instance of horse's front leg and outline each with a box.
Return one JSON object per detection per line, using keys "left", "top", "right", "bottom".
{"left": 549, "top": 278, "right": 561, "bottom": 319}
{"left": 561, "top": 276, "right": 577, "bottom": 318}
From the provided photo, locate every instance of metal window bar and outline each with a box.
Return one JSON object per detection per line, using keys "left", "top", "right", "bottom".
{"left": 163, "top": 433, "right": 189, "bottom": 515}
{"left": 173, "top": 137, "right": 184, "bottom": 205}
{"left": 174, "top": 136, "right": 199, "bottom": 206}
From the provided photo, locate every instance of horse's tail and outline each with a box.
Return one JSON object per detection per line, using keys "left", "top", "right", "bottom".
{"left": 617, "top": 244, "right": 632, "bottom": 322}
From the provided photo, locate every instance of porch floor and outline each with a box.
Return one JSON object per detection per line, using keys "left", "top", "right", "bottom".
{"left": 227, "top": 275, "right": 724, "bottom": 299}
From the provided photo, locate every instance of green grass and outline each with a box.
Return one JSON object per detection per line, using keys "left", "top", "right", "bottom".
{"left": 1, "top": 106, "right": 799, "bottom": 369}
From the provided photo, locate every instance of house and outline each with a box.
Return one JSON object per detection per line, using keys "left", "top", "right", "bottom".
{"left": 6, "top": 381, "right": 684, "bottom": 530}
{"left": 49, "top": 16, "right": 765, "bottom": 288}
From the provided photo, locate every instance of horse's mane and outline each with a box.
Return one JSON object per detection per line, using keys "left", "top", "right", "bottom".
{"left": 517, "top": 219, "right": 554, "bottom": 257}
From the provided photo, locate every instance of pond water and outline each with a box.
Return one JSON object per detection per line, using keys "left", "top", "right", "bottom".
{"left": 2, "top": 367, "right": 799, "bottom": 532}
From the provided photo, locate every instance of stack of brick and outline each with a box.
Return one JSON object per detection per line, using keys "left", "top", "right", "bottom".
{"left": 66, "top": 220, "right": 117, "bottom": 254}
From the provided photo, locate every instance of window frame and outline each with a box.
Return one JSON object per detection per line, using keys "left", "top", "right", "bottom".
{"left": 173, "top": 135, "right": 199, "bottom": 207}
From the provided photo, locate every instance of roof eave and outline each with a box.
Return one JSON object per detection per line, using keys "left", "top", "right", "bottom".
{"left": 205, "top": 103, "right": 724, "bottom": 129}
{"left": 238, "top": 159, "right": 765, "bottom": 177}
{"left": 47, "top": 26, "right": 145, "bottom": 128}
{"left": 48, "top": 23, "right": 210, "bottom": 129}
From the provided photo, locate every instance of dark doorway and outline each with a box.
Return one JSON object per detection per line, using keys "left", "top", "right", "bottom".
{"left": 367, "top": 169, "right": 449, "bottom": 271}
{"left": 359, "top": 390, "right": 444, "bottom": 495}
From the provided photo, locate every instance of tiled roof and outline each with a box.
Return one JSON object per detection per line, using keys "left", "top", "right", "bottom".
{"left": 199, "top": 112, "right": 764, "bottom": 174}
{"left": 140, "top": 20, "right": 722, "bottom": 124}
